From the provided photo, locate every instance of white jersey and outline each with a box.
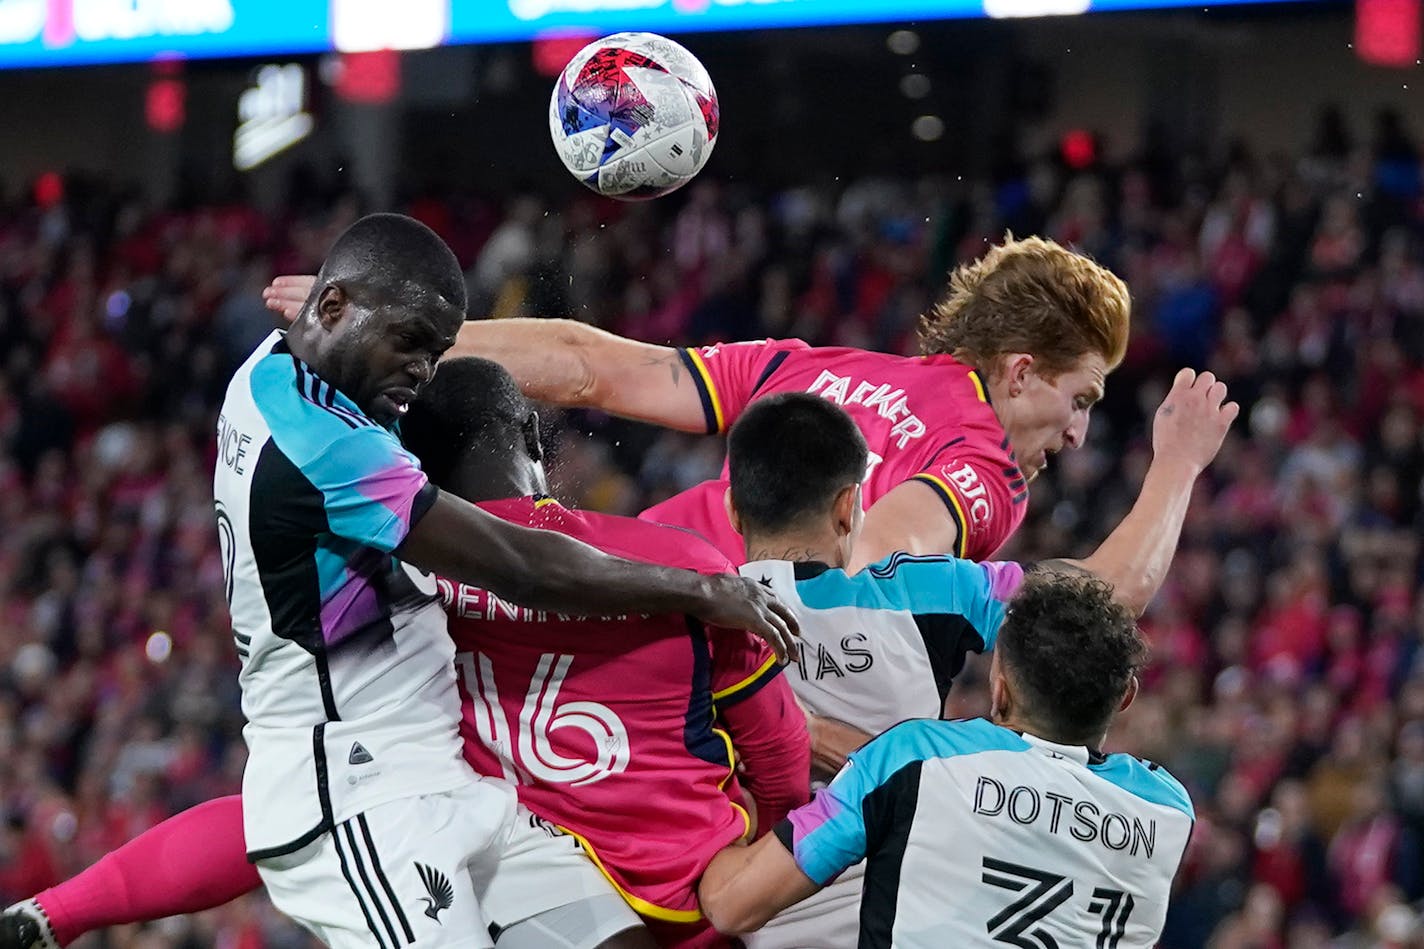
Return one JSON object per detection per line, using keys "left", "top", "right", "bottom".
{"left": 739, "top": 555, "right": 1024, "bottom": 735}
{"left": 775, "top": 718, "right": 1195, "bottom": 948}
{"left": 215, "top": 331, "right": 473, "bottom": 859}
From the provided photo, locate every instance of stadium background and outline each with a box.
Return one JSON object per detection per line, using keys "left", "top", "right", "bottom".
{"left": 0, "top": 1, "right": 1421, "bottom": 946}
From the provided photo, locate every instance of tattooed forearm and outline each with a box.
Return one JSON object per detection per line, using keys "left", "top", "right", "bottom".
{"left": 642, "top": 350, "right": 684, "bottom": 387}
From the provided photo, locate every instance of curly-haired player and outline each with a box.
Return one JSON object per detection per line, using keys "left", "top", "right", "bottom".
{"left": 699, "top": 573, "right": 1190, "bottom": 949}
{"left": 262, "top": 235, "right": 1132, "bottom": 571}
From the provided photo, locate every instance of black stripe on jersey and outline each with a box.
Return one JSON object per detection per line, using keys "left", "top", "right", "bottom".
{"left": 1012, "top": 492, "right": 1029, "bottom": 505}
{"left": 316, "top": 649, "right": 340, "bottom": 722}
{"left": 749, "top": 350, "right": 791, "bottom": 396}
{"left": 342, "top": 820, "right": 405, "bottom": 948}
{"left": 314, "top": 724, "right": 334, "bottom": 824}
{"left": 682, "top": 618, "right": 735, "bottom": 768}
{"left": 248, "top": 444, "right": 331, "bottom": 657}
{"left": 332, "top": 821, "right": 391, "bottom": 949}
{"left": 910, "top": 474, "right": 969, "bottom": 558}
{"left": 923, "top": 436, "right": 967, "bottom": 469}
{"left": 1008, "top": 478, "right": 1026, "bottom": 490}
{"left": 912, "top": 614, "right": 986, "bottom": 707}
{"left": 858, "top": 760, "right": 924, "bottom": 949}
{"left": 867, "top": 552, "right": 956, "bottom": 580}
{"left": 358, "top": 814, "right": 416, "bottom": 943}
{"left": 318, "top": 377, "right": 374, "bottom": 430}
{"left": 235, "top": 632, "right": 253, "bottom": 645}
{"left": 679, "top": 349, "right": 721, "bottom": 435}
{"left": 291, "top": 357, "right": 362, "bottom": 430}
{"left": 245, "top": 820, "right": 327, "bottom": 862}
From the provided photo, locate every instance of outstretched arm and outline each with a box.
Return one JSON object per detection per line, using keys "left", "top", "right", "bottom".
{"left": 847, "top": 481, "right": 960, "bottom": 573}
{"left": 400, "top": 491, "right": 798, "bottom": 658}
{"left": 264, "top": 275, "right": 708, "bottom": 431}
{"left": 1039, "top": 368, "right": 1238, "bottom": 616}
{"left": 449, "top": 318, "right": 710, "bottom": 431}
{"left": 699, "top": 834, "right": 820, "bottom": 935}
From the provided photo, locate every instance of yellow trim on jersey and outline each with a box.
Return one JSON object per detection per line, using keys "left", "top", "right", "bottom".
{"left": 683, "top": 348, "right": 727, "bottom": 433}
{"left": 551, "top": 722, "right": 751, "bottom": 925}
{"left": 532, "top": 497, "right": 561, "bottom": 509}
{"left": 711, "top": 653, "right": 779, "bottom": 703}
{"left": 911, "top": 474, "right": 970, "bottom": 559}
{"left": 967, "top": 370, "right": 989, "bottom": 403}
{"left": 555, "top": 825, "right": 705, "bottom": 923}
{"left": 711, "top": 723, "right": 754, "bottom": 838}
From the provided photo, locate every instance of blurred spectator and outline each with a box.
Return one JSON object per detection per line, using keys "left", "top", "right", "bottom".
{"left": 0, "top": 105, "right": 1422, "bottom": 949}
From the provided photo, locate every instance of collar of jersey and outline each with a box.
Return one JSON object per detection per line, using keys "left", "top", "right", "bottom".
{"left": 1018, "top": 731, "right": 1094, "bottom": 766}
{"left": 271, "top": 333, "right": 393, "bottom": 431}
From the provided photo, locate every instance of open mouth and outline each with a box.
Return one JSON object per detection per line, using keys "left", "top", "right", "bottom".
{"left": 383, "top": 388, "right": 416, "bottom": 416}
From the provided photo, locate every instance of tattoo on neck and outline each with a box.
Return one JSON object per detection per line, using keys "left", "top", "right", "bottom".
{"left": 749, "top": 546, "right": 823, "bottom": 563}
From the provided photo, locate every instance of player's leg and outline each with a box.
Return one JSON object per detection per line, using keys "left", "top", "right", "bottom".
{"left": 485, "top": 896, "right": 656, "bottom": 949}
{"left": 473, "top": 808, "right": 648, "bottom": 948}
{"left": 257, "top": 781, "right": 513, "bottom": 949}
{"left": 0, "top": 795, "right": 260, "bottom": 949}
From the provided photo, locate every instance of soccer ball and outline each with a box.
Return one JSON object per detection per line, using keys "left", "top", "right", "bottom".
{"left": 549, "top": 32, "right": 719, "bottom": 200}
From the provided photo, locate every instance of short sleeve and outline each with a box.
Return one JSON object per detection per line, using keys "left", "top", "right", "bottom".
{"left": 252, "top": 356, "right": 437, "bottom": 553}
{"left": 858, "top": 556, "right": 1024, "bottom": 653}
{"left": 909, "top": 440, "right": 1028, "bottom": 561}
{"left": 678, "top": 339, "right": 810, "bottom": 434}
{"left": 772, "top": 723, "right": 930, "bottom": 885}
{"left": 710, "top": 628, "right": 781, "bottom": 710}
{"left": 306, "top": 428, "right": 437, "bottom": 552}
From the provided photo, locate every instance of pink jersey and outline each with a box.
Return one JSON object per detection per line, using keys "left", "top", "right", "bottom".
{"left": 441, "top": 496, "right": 807, "bottom": 925}
{"left": 640, "top": 339, "right": 1028, "bottom": 564}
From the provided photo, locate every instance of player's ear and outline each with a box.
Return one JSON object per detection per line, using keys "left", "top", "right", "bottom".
{"left": 724, "top": 486, "right": 744, "bottom": 537}
{"left": 988, "top": 652, "right": 1009, "bottom": 722}
{"left": 1117, "top": 675, "right": 1139, "bottom": 714}
{"left": 832, "top": 483, "right": 859, "bottom": 537}
{"left": 522, "top": 411, "right": 543, "bottom": 464}
{"left": 316, "top": 284, "right": 347, "bottom": 329}
{"left": 1004, "top": 353, "right": 1034, "bottom": 396}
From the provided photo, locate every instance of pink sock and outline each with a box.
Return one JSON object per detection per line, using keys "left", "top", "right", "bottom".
{"left": 35, "top": 795, "right": 261, "bottom": 945}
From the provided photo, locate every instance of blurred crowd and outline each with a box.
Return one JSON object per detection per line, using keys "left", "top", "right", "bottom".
{"left": 0, "top": 102, "right": 1422, "bottom": 948}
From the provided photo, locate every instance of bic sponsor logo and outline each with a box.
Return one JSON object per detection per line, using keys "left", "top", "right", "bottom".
{"left": 941, "top": 461, "right": 992, "bottom": 525}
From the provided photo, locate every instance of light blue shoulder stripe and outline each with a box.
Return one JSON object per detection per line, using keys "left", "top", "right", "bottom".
{"left": 795, "top": 554, "right": 1007, "bottom": 644}
{"left": 247, "top": 350, "right": 423, "bottom": 552}
{"left": 848, "top": 718, "right": 1030, "bottom": 791}
{"left": 1089, "top": 756, "right": 1195, "bottom": 819}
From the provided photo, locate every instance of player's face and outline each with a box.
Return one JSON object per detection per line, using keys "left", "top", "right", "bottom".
{"left": 1006, "top": 352, "right": 1107, "bottom": 481}
{"left": 327, "top": 285, "right": 463, "bottom": 426}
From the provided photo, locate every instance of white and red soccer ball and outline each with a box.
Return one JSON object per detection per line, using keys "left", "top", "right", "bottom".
{"left": 549, "top": 32, "right": 720, "bottom": 200}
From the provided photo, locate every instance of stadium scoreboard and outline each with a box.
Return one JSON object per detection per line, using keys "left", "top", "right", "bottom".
{"left": 0, "top": 0, "right": 1333, "bottom": 69}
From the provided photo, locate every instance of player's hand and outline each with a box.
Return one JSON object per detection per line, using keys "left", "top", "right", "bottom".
{"left": 1151, "top": 368, "right": 1240, "bottom": 475}
{"left": 262, "top": 274, "right": 318, "bottom": 323}
{"left": 697, "top": 575, "right": 799, "bottom": 662}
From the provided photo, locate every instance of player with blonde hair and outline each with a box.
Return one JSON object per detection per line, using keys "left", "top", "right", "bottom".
{"left": 264, "top": 235, "right": 1133, "bottom": 577}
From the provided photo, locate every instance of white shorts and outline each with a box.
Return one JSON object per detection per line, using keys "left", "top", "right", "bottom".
{"left": 257, "top": 783, "right": 636, "bottom": 948}
{"left": 743, "top": 860, "right": 864, "bottom": 949}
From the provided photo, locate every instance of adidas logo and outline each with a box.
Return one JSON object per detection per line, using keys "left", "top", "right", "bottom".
{"left": 348, "top": 742, "right": 374, "bottom": 765}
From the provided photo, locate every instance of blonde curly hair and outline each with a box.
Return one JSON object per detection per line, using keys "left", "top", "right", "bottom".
{"left": 919, "top": 235, "right": 1131, "bottom": 378}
